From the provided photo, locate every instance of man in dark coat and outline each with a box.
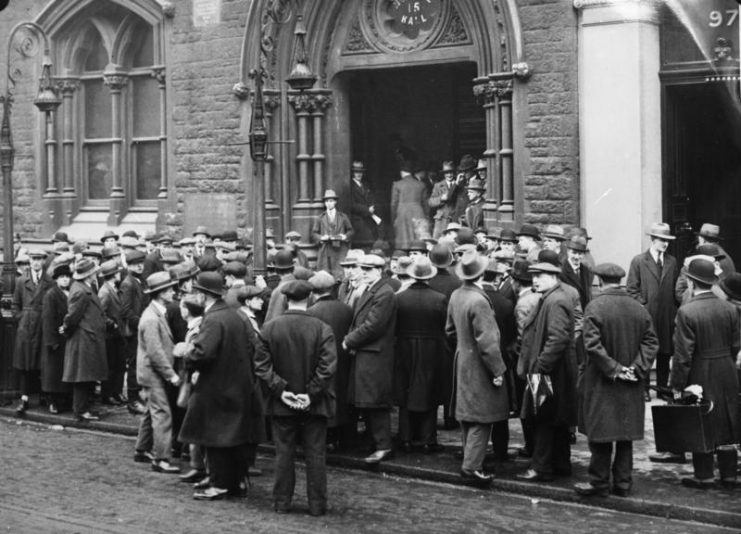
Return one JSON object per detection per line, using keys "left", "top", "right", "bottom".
{"left": 669, "top": 258, "right": 740, "bottom": 489}
{"left": 573, "top": 263, "right": 658, "bottom": 497}
{"left": 120, "top": 249, "right": 149, "bottom": 414}
{"left": 256, "top": 280, "right": 337, "bottom": 516}
{"left": 12, "top": 249, "right": 52, "bottom": 414}
{"left": 307, "top": 271, "right": 354, "bottom": 451}
{"left": 62, "top": 259, "right": 109, "bottom": 421}
{"left": 98, "top": 260, "right": 126, "bottom": 405}
{"left": 560, "top": 236, "right": 594, "bottom": 311}
{"left": 141, "top": 233, "right": 174, "bottom": 280}
{"left": 395, "top": 256, "right": 448, "bottom": 453}
{"left": 696, "top": 223, "right": 735, "bottom": 276}
{"left": 517, "top": 261, "right": 577, "bottom": 482}
{"left": 342, "top": 254, "right": 397, "bottom": 464}
{"left": 349, "top": 161, "right": 378, "bottom": 250}
{"left": 429, "top": 161, "right": 465, "bottom": 239}
{"left": 462, "top": 178, "right": 485, "bottom": 230}
{"left": 626, "top": 223, "right": 679, "bottom": 403}
{"left": 179, "top": 272, "right": 266, "bottom": 500}
{"left": 41, "top": 263, "right": 73, "bottom": 414}
{"left": 311, "top": 189, "right": 354, "bottom": 279}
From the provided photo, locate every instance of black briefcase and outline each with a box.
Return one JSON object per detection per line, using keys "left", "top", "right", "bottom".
{"left": 651, "top": 402, "right": 714, "bottom": 454}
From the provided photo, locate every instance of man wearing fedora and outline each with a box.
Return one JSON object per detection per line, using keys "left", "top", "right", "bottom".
{"left": 41, "top": 263, "right": 73, "bottom": 414}
{"left": 542, "top": 225, "right": 566, "bottom": 256}
{"left": 312, "top": 189, "right": 354, "bottom": 279}
{"left": 429, "top": 161, "right": 464, "bottom": 239}
{"left": 669, "top": 258, "right": 740, "bottom": 489}
{"left": 337, "top": 249, "right": 366, "bottom": 310}
{"left": 101, "top": 230, "right": 119, "bottom": 250}
{"left": 62, "top": 258, "right": 109, "bottom": 422}
{"left": 99, "top": 260, "right": 127, "bottom": 406}
{"left": 135, "top": 272, "right": 181, "bottom": 474}
{"left": 574, "top": 263, "right": 658, "bottom": 498}
{"left": 517, "top": 224, "right": 542, "bottom": 263}
{"left": 626, "top": 223, "right": 679, "bottom": 408}
{"left": 391, "top": 160, "right": 429, "bottom": 251}
{"left": 696, "top": 222, "right": 735, "bottom": 275}
{"left": 462, "top": 178, "right": 486, "bottom": 231}
{"left": 517, "top": 260, "right": 577, "bottom": 482}
{"left": 12, "top": 249, "right": 52, "bottom": 415}
{"left": 349, "top": 161, "right": 378, "bottom": 251}
{"left": 342, "top": 254, "right": 398, "bottom": 464}
{"left": 446, "top": 249, "right": 508, "bottom": 486}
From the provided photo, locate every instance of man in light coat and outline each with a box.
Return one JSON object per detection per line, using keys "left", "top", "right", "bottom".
{"left": 391, "top": 162, "right": 429, "bottom": 250}
{"left": 311, "top": 189, "right": 354, "bottom": 279}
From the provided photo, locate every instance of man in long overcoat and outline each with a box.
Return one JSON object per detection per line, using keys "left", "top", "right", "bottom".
{"left": 99, "top": 260, "right": 126, "bottom": 405}
{"left": 573, "top": 263, "right": 658, "bottom": 497}
{"left": 62, "top": 259, "right": 108, "bottom": 421}
{"left": 349, "top": 161, "right": 378, "bottom": 250}
{"left": 395, "top": 256, "right": 447, "bottom": 453}
{"left": 669, "top": 258, "right": 740, "bottom": 489}
{"left": 429, "top": 161, "right": 465, "bottom": 239}
{"left": 311, "top": 189, "right": 354, "bottom": 279}
{"left": 12, "top": 249, "right": 52, "bottom": 414}
{"left": 517, "top": 261, "right": 577, "bottom": 482}
{"left": 120, "top": 249, "right": 148, "bottom": 414}
{"left": 179, "top": 272, "right": 265, "bottom": 500}
{"left": 446, "top": 250, "right": 508, "bottom": 485}
{"left": 342, "top": 254, "right": 397, "bottom": 464}
{"left": 391, "top": 164, "right": 429, "bottom": 250}
{"left": 41, "top": 263, "right": 73, "bottom": 414}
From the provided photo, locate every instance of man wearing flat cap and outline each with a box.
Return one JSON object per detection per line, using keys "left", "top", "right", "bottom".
{"left": 626, "top": 223, "right": 679, "bottom": 410}
{"left": 257, "top": 280, "right": 337, "bottom": 515}
{"left": 312, "top": 189, "right": 354, "bottom": 279}
{"left": 574, "top": 263, "right": 658, "bottom": 498}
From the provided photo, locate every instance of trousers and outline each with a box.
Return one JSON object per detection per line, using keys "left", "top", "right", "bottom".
{"left": 136, "top": 379, "right": 172, "bottom": 460}
{"left": 360, "top": 408, "right": 392, "bottom": 450}
{"left": 460, "top": 421, "right": 492, "bottom": 472}
{"left": 531, "top": 423, "right": 572, "bottom": 476}
{"left": 692, "top": 447, "right": 738, "bottom": 481}
{"left": 588, "top": 440, "right": 633, "bottom": 490}
{"left": 398, "top": 407, "right": 437, "bottom": 445}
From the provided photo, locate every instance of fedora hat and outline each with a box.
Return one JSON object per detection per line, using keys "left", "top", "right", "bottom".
{"left": 408, "top": 256, "right": 437, "bottom": 280}
{"left": 567, "top": 227, "right": 592, "bottom": 241}
{"left": 322, "top": 189, "right": 339, "bottom": 200}
{"left": 647, "top": 222, "right": 675, "bottom": 241}
{"left": 144, "top": 271, "right": 177, "bottom": 295}
{"left": 392, "top": 256, "right": 413, "bottom": 276}
{"left": 73, "top": 258, "right": 100, "bottom": 280}
{"left": 475, "top": 158, "right": 487, "bottom": 171}
{"left": 340, "top": 249, "right": 364, "bottom": 267}
{"left": 52, "top": 263, "right": 72, "bottom": 279}
{"left": 695, "top": 243, "right": 725, "bottom": 260}
{"left": 685, "top": 258, "right": 717, "bottom": 286}
{"left": 697, "top": 223, "right": 722, "bottom": 241}
{"left": 429, "top": 243, "right": 453, "bottom": 268}
{"left": 517, "top": 224, "right": 541, "bottom": 240}
{"left": 542, "top": 225, "right": 566, "bottom": 241}
{"left": 458, "top": 154, "right": 476, "bottom": 172}
{"left": 351, "top": 161, "right": 366, "bottom": 172}
{"left": 192, "top": 271, "right": 225, "bottom": 297}
{"left": 499, "top": 228, "right": 517, "bottom": 243}
{"left": 99, "top": 259, "right": 123, "bottom": 279}
{"left": 169, "top": 262, "right": 200, "bottom": 282}
{"left": 565, "top": 235, "right": 589, "bottom": 253}
{"left": 455, "top": 250, "right": 487, "bottom": 280}
{"left": 272, "top": 249, "right": 295, "bottom": 271}
{"left": 101, "top": 230, "right": 119, "bottom": 242}
{"left": 719, "top": 273, "right": 741, "bottom": 301}
{"left": 466, "top": 178, "right": 486, "bottom": 191}
{"left": 441, "top": 161, "right": 456, "bottom": 173}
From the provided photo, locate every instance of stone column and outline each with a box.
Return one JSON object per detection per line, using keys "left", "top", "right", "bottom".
{"left": 493, "top": 78, "right": 514, "bottom": 218}
{"left": 58, "top": 79, "right": 78, "bottom": 197}
{"left": 151, "top": 66, "right": 168, "bottom": 199}
{"left": 288, "top": 92, "right": 313, "bottom": 203}
{"left": 574, "top": 0, "right": 661, "bottom": 267}
{"left": 103, "top": 69, "right": 128, "bottom": 226}
{"left": 473, "top": 78, "right": 499, "bottom": 216}
{"left": 310, "top": 91, "right": 332, "bottom": 205}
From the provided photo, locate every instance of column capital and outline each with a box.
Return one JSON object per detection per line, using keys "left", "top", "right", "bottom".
{"left": 473, "top": 79, "right": 513, "bottom": 104}
{"left": 151, "top": 66, "right": 166, "bottom": 86}
{"left": 103, "top": 72, "right": 128, "bottom": 90}
{"left": 288, "top": 92, "right": 333, "bottom": 113}
{"left": 56, "top": 78, "right": 80, "bottom": 96}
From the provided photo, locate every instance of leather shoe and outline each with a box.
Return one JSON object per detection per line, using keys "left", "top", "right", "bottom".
{"left": 180, "top": 469, "right": 206, "bottom": 483}
{"left": 193, "top": 487, "right": 228, "bottom": 501}
{"left": 612, "top": 486, "right": 631, "bottom": 497}
{"left": 364, "top": 449, "right": 393, "bottom": 464}
{"left": 15, "top": 398, "right": 29, "bottom": 416}
{"left": 573, "top": 482, "right": 608, "bottom": 497}
{"left": 648, "top": 452, "right": 686, "bottom": 464}
{"left": 134, "top": 450, "right": 155, "bottom": 463}
{"left": 423, "top": 443, "right": 445, "bottom": 454}
{"left": 460, "top": 469, "right": 494, "bottom": 487}
{"left": 516, "top": 469, "right": 553, "bottom": 482}
{"left": 75, "top": 411, "right": 100, "bottom": 422}
{"left": 151, "top": 460, "right": 181, "bottom": 474}
{"left": 681, "top": 477, "right": 715, "bottom": 490}
{"left": 193, "top": 476, "right": 211, "bottom": 489}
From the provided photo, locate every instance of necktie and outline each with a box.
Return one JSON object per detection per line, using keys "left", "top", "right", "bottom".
{"left": 657, "top": 255, "right": 663, "bottom": 271}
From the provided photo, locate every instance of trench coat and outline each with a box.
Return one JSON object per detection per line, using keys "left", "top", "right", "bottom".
{"left": 307, "top": 296, "right": 354, "bottom": 426}
{"left": 391, "top": 175, "right": 429, "bottom": 250}
{"left": 344, "top": 278, "right": 397, "bottom": 408}
{"left": 579, "top": 288, "right": 658, "bottom": 442}
{"left": 62, "top": 281, "right": 108, "bottom": 383}
{"left": 179, "top": 300, "right": 265, "bottom": 448}
{"left": 41, "top": 285, "right": 71, "bottom": 393}
{"left": 257, "top": 310, "right": 337, "bottom": 418}
{"left": 12, "top": 272, "right": 52, "bottom": 371}
{"left": 446, "top": 283, "right": 509, "bottom": 423}
{"left": 394, "top": 282, "right": 448, "bottom": 411}
{"left": 518, "top": 283, "right": 577, "bottom": 426}
{"left": 669, "top": 291, "right": 740, "bottom": 446}
{"left": 350, "top": 179, "right": 378, "bottom": 249}
{"left": 311, "top": 211, "right": 354, "bottom": 279}
{"left": 626, "top": 250, "right": 679, "bottom": 354}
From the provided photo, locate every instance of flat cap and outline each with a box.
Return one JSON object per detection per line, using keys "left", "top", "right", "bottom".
{"left": 281, "top": 280, "right": 313, "bottom": 301}
{"left": 223, "top": 261, "right": 247, "bottom": 277}
{"left": 592, "top": 262, "right": 625, "bottom": 281}
{"left": 358, "top": 254, "right": 386, "bottom": 268}
{"left": 125, "top": 249, "right": 147, "bottom": 265}
{"left": 236, "top": 285, "right": 268, "bottom": 303}
{"left": 308, "top": 270, "right": 336, "bottom": 291}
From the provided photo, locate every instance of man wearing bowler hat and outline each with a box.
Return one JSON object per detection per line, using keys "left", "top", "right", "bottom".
{"left": 574, "top": 263, "right": 658, "bottom": 498}
{"left": 265, "top": 249, "right": 297, "bottom": 322}
{"left": 560, "top": 235, "right": 594, "bottom": 312}
{"left": 312, "top": 189, "right": 354, "bottom": 279}
{"left": 669, "top": 258, "right": 740, "bottom": 489}
{"left": 696, "top": 222, "right": 735, "bottom": 276}
{"left": 626, "top": 223, "right": 679, "bottom": 411}
{"left": 349, "top": 161, "right": 378, "bottom": 251}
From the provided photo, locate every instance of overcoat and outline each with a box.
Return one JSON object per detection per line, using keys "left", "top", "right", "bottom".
{"left": 40, "top": 285, "right": 71, "bottom": 393}
{"left": 344, "top": 278, "right": 397, "bottom": 408}
{"left": 427, "top": 269, "right": 460, "bottom": 402}
{"left": 483, "top": 285, "right": 518, "bottom": 412}
{"left": 463, "top": 198, "right": 484, "bottom": 230}
{"left": 669, "top": 291, "right": 740, "bottom": 446}
{"left": 99, "top": 281, "right": 125, "bottom": 339}
{"left": 560, "top": 261, "right": 594, "bottom": 310}
{"left": 626, "top": 250, "right": 679, "bottom": 354}
{"left": 428, "top": 269, "right": 461, "bottom": 300}
{"left": 179, "top": 300, "right": 265, "bottom": 448}
{"left": 391, "top": 175, "right": 429, "bottom": 250}
{"left": 350, "top": 179, "right": 378, "bottom": 249}
{"left": 311, "top": 211, "right": 354, "bottom": 278}
{"left": 141, "top": 250, "right": 165, "bottom": 280}
{"left": 62, "top": 280, "right": 109, "bottom": 383}
{"left": 519, "top": 283, "right": 577, "bottom": 426}
{"left": 394, "top": 282, "right": 448, "bottom": 411}
{"left": 136, "top": 301, "right": 178, "bottom": 387}
{"left": 579, "top": 288, "right": 658, "bottom": 442}
{"left": 307, "top": 297, "right": 354, "bottom": 426}
{"left": 120, "top": 272, "right": 147, "bottom": 338}
{"left": 265, "top": 274, "right": 296, "bottom": 323}
{"left": 446, "top": 283, "right": 509, "bottom": 423}
{"left": 428, "top": 179, "right": 465, "bottom": 238}
{"left": 12, "top": 271, "right": 52, "bottom": 370}
{"left": 257, "top": 310, "right": 337, "bottom": 418}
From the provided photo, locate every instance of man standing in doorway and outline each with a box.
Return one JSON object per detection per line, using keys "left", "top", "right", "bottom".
{"left": 349, "top": 161, "right": 378, "bottom": 251}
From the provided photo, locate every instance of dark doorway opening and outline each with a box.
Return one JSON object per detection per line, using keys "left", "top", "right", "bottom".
{"left": 346, "top": 62, "right": 484, "bottom": 245}
{"left": 663, "top": 81, "right": 741, "bottom": 265}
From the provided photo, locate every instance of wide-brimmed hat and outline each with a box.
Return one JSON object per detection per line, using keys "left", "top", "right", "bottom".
{"left": 308, "top": 270, "right": 336, "bottom": 292}
{"left": 429, "top": 243, "right": 453, "bottom": 268}
{"left": 169, "top": 262, "right": 200, "bottom": 282}
{"left": 272, "top": 249, "right": 295, "bottom": 271}
{"left": 517, "top": 224, "right": 540, "bottom": 240}
{"left": 52, "top": 231, "right": 70, "bottom": 243}
{"left": 52, "top": 263, "right": 72, "bottom": 279}
{"left": 192, "top": 272, "right": 225, "bottom": 297}
{"left": 499, "top": 228, "right": 517, "bottom": 243}
{"left": 697, "top": 223, "right": 722, "bottom": 241}
{"left": 73, "top": 258, "right": 100, "bottom": 280}
{"left": 647, "top": 222, "right": 675, "bottom": 241}
{"left": 99, "top": 259, "right": 123, "bottom": 279}
{"left": 144, "top": 271, "right": 177, "bottom": 294}
{"left": 101, "top": 230, "right": 119, "bottom": 242}
{"left": 455, "top": 250, "right": 487, "bottom": 280}
{"left": 685, "top": 258, "right": 717, "bottom": 286}
{"left": 565, "top": 235, "right": 589, "bottom": 253}
{"left": 458, "top": 154, "right": 476, "bottom": 172}
{"left": 542, "top": 225, "right": 566, "bottom": 241}
{"left": 592, "top": 262, "right": 625, "bottom": 282}
{"left": 408, "top": 256, "right": 437, "bottom": 280}
{"left": 475, "top": 159, "right": 487, "bottom": 171}
{"left": 719, "top": 273, "right": 741, "bottom": 301}
{"left": 441, "top": 161, "right": 455, "bottom": 173}
{"left": 358, "top": 254, "right": 386, "bottom": 268}
{"left": 510, "top": 259, "right": 532, "bottom": 283}
{"left": 351, "top": 161, "right": 366, "bottom": 172}
{"left": 340, "top": 249, "right": 364, "bottom": 267}
{"left": 467, "top": 178, "right": 486, "bottom": 192}
{"left": 392, "top": 256, "right": 413, "bottom": 276}
{"left": 528, "top": 262, "right": 562, "bottom": 275}
{"left": 322, "top": 189, "right": 339, "bottom": 200}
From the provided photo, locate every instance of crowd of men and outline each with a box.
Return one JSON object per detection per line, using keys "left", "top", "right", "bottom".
{"left": 7, "top": 160, "right": 741, "bottom": 512}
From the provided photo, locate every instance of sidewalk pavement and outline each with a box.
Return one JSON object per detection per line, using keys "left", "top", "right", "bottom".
{"left": 2, "top": 396, "right": 740, "bottom": 529}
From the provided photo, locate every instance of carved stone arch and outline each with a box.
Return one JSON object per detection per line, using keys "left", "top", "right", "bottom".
{"left": 36, "top": 0, "right": 165, "bottom": 34}
{"left": 112, "top": 14, "right": 152, "bottom": 68}
{"left": 57, "top": 21, "right": 104, "bottom": 75}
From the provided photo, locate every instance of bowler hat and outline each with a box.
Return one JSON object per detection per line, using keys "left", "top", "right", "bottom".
{"left": 592, "top": 262, "right": 625, "bottom": 281}
{"left": 537, "top": 249, "right": 561, "bottom": 268}
{"left": 458, "top": 154, "right": 477, "bottom": 172}
{"left": 517, "top": 224, "right": 541, "bottom": 240}
{"left": 52, "top": 263, "right": 72, "bottom": 279}
{"left": 125, "top": 249, "right": 146, "bottom": 265}
{"left": 697, "top": 223, "right": 722, "bottom": 241}
{"left": 272, "top": 249, "right": 295, "bottom": 271}
{"left": 565, "top": 235, "right": 589, "bottom": 253}
{"left": 429, "top": 243, "right": 453, "bottom": 268}
{"left": 221, "top": 230, "right": 238, "bottom": 243}
{"left": 236, "top": 285, "right": 267, "bottom": 303}
{"left": 223, "top": 261, "right": 247, "bottom": 277}
{"left": 695, "top": 244, "right": 725, "bottom": 260}
{"left": 192, "top": 272, "right": 225, "bottom": 297}
{"left": 101, "top": 230, "right": 119, "bottom": 242}
{"left": 358, "top": 254, "right": 386, "bottom": 269}
{"left": 542, "top": 225, "right": 566, "bottom": 241}
{"left": 467, "top": 178, "right": 486, "bottom": 191}
{"left": 406, "top": 240, "right": 428, "bottom": 253}
{"left": 399, "top": 160, "right": 416, "bottom": 173}
{"left": 455, "top": 250, "right": 487, "bottom": 280}
{"left": 719, "top": 273, "right": 741, "bottom": 301}
{"left": 99, "top": 260, "right": 123, "bottom": 279}
{"left": 647, "top": 222, "right": 675, "bottom": 241}
{"left": 52, "top": 231, "right": 70, "bottom": 243}
{"left": 351, "top": 161, "right": 366, "bottom": 172}
{"left": 309, "top": 270, "right": 336, "bottom": 292}
{"left": 144, "top": 271, "right": 177, "bottom": 295}
{"left": 281, "top": 280, "right": 312, "bottom": 301}
{"left": 499, "top": 228, "right": 517, "bottom": 242}
{"left": 441, "top": 161, "right": 455, "bottom": 173}
{"left": 340, "top": 249, "right": 364, "bottom": 267}
{"left": 510, "top": 260, "right": 532, "bottom": 283}
{"left": 73, "top": 258, "right": 100, "bottom": 280}
{"left": 122, "top": 230, "right": 139, "bottom": 239}
{"left": 322, "top": 189, "right": 339, "bottom": 201}
{"left": 685, "top": 258, "right": 717, "bottom": 286}
{"left": 169, "top": 262, "right": 200, "bottom": 282}
{"left": 408, "top": 256, "right": 437, "bottom": 280}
